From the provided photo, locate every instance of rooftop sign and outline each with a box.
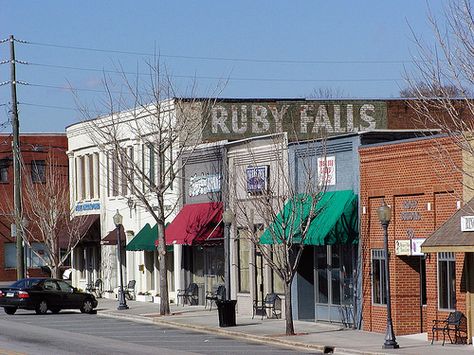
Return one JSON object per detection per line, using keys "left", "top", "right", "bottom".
{"left": 202, "top": 100, "right": 387, "bottom": 141}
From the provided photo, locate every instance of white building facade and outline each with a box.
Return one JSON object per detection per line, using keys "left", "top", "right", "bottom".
{"left": 66, "top": 100, "right": 181, "bottom": 300}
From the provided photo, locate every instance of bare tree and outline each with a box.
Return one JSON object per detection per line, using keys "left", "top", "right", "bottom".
{"left": 8, "top": 151, "right": 91, "bottom": 278}
{"left": 74, "top": 59, "right": 223, "bottom": 315}
{"left": 308, "top": 87, "right": 348, "bottom": 99}
{"left": 404, "top": 0, "right": 474, "bottom": 196}
{"left": 230, "top": 133, "right": 344, "bottom": 335}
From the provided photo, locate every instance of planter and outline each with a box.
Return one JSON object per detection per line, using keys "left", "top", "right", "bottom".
{"left": 153, "top": 296, "right": 161, "bottom": 304}
{"left": 136, "top": 294, "right": 153, "bottom": 302}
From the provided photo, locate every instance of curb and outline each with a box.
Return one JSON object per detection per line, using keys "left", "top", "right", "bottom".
{"left": 98, "top": 310, "right": 387, "bottom": 355}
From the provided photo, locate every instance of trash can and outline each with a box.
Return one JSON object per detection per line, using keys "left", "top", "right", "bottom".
{"left": 216, "top": 300, "right": 237, "bottom": 327}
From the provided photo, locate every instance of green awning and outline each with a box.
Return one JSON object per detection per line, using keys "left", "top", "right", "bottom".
{"left": 126, "top": 223, "right": 156, "bottom": 251}
{"left": 260, "top": 190, "right": 358, "bottom": 245}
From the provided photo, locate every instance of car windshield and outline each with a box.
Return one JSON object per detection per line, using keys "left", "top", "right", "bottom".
{"left": 9, "top": 278, "right": 41, "bottom": 289}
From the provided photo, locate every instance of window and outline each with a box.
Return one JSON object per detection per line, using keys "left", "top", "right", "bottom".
{"left": 372, "top": 249, "right": 386, "bottom": 305}
{"left": 31, "top": 160, "right": 46, "bottom": 183}
{"left": 271, "top": 245, "right": 285, "bottom": 294}
{"left": 237, "top": 229, "right": 250, "bottom": 293}
{"left": 0, "top": 159, "right": 8, "bottom": 183}
{"left": 111, "top": 153, "right": 119, "bottom": 196}
{"left": 4, "top": 243, "right": 16, "bottom": 268}
{"left": 88, "top": 155, "right": 94, "bottom": 199}
{"left": 94, "top": 153, "right": 100, "bottom": 198}
{"left": 26, "top": 243, "right": 47, "bottom": 268}
{"left": 149, "top": 144, "right": 156, "bottom": 187}
{"left": 57, "top": 280, "right": 73, "bottom": 293}
{"left": 438, "top": 252, "right": 456, "bottom": 310}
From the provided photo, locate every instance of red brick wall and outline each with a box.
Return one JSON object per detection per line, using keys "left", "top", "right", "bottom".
{"left": 360, "top": 136, "right": 464, "bottom": 335}
{"left": 0, "top": 134, "right": 68, "bottom": 282}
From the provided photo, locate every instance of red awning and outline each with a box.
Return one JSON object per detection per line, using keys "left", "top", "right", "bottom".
{"left": 162, "top": 202, "right": 223, "bottom": 245}
{"left": 59, "top": 214, "right": 100, "bottom": 248}
{"left": 101, "top": 225, "right": 126, "bottom": 245}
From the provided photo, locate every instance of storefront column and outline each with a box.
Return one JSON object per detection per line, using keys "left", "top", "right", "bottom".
{"left": 174, "top": 244, "right": 183, "bottom": 293}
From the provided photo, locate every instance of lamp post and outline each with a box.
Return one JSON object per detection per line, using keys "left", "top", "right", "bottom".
{"left": 377, "top": 200, "right": 399, "bottom": 349}
{"left": 222, "top": 208, "right": 235, "bottom": 301}
{"left": 113, "top": 209, "right": 128, "bottom": 310}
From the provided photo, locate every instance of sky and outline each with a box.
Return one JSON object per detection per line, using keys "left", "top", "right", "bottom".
{"left": 0, "top": 1, "right": 446, "bottom": 133}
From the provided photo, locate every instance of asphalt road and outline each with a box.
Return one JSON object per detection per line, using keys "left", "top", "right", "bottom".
{"left": 0, "top": 309, "right": 319, "bottom": 354}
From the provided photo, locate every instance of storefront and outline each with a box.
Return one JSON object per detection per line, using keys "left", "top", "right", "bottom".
{"left": 227, "top": 134, "right": 289, "bottom": 315}
{"left": 289, "top": 135, "right": 361, "bottom": 325}
{"left": 421, "top": 199, "right": 474, "bottom": 343}
{"left": 359, "top": 135, "right": 464, "bottom": 336}
{"left": 165, "top": 142, "right": 226, "bottom": 304}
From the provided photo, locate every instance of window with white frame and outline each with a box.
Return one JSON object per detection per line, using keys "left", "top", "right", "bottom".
{"left": 372, "top": 249, "right": 386, "bottom": 305}
{"left": 88, "top": 154, "right": 94, "bottom": 199}
{"left": 438, "top": 252, "right": 456, "bottom": 310}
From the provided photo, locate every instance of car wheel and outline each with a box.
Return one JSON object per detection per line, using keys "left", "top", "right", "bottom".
{"left": 80, "top": 298, "right": 94, "bottom": 314}
{"left": 35, "top": 300, "right": 48, "bottom": 315}
{"left": 50, "top": 307, "right": 61, "bottom": 314}
{"left": 4, "top": 307, "right": 16, "bottom": 315}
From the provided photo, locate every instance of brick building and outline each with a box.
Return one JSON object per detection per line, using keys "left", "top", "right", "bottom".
{"left": 0, "top": 134, "right": 68, "bottom": 281}
{"left": 359, "top": 135, "right": 466, "bottom": 337}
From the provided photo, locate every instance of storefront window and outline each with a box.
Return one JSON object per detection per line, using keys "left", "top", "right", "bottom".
{"left": 237, "top": 229, "right": 250, "bottom": 293}
{"left": 316, "top": 246, "right": 328, "bottom": 304}
{"left": 272, "top": 245, "right": 285, "bottom": 295}
{"left": 372, "top": 249, "right": 386, "bottom": 305}
{"left": 438, "top": 252, "right": 456, "bottom": 310}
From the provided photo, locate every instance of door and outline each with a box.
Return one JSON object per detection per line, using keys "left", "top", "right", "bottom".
{"left": 41, "top": 279, "right": 62, "bottom": 308}
{"left": 255, "top": 251, "right": 264, "bottom": 305}
{"left": 315, "top": 245, "right": 355, "bottom": 324}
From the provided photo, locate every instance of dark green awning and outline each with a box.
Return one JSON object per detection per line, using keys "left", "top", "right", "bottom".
{"left": 126, "top": 223, "right": 156, "bottom": 251}
{"left": 260, "top": 190, "right": 358, "bottom": 245}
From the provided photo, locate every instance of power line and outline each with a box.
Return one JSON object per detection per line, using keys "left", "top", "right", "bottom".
{"left": 19, "top": 102, "right": 102, "bottom": 114}
{"left": 26, "top": 63, "right": 402, "bottom": 83}
{"left": 24, "top": 40, "right": 421, "bottom": 65}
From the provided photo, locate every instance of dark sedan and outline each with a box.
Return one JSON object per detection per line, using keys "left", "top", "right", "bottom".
{"left": 0, "top": 278, "right": 98, "bottom": 315}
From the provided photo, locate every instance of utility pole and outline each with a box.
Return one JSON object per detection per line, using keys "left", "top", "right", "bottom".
{"left": 10, "top": 35, "right": 24, "bottom": 280}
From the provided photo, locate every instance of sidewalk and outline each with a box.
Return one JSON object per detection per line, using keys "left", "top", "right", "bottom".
{"left": 96, "top": 298, "right": 472, "bottom": 354}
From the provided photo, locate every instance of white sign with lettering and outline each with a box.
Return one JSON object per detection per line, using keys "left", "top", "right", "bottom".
{"left": 189, "top": 173, "right": 221, "bottom": 197}
{"left": 317, "top": 156, "right": 336, "bottom": 186}
{"left": 461, "top": 216, "right": 474, "bottom": 232}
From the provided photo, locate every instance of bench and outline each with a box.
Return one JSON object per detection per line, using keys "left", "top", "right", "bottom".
{"left": 205, "top": 285, "right": 226, "bottom": 311}
{"left": 431, "top": 311, "right": 468, "bottom": 345}
{"left": 177, "top": 283, "right": 199, "bottom": 306}
{"left": 253, "top": 293, "right": 281, "bottom": 319}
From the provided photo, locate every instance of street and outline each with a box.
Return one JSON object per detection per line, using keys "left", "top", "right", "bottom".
{"left": 0, "top": 310, "right": 318, "bottom": 355}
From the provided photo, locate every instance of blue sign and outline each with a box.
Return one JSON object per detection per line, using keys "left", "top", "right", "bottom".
{"left": 246, "top": 166, "right": 269, "bottom": 194}
{"left": 75, "top": 202, "right": 100, "bottom": 212}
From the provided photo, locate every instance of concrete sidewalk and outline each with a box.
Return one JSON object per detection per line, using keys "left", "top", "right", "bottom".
{"left": 96, "top": 298, "right": 471, "bottom": 354}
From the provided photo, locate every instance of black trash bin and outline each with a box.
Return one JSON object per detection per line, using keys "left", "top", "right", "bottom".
{"left": 216, "top": 300, "right": 237, "bottom": 327}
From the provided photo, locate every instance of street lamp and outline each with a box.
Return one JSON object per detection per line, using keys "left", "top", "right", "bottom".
{"left": 113, "top": 209, "right": 129, "bottom": 310}
{"left": 222, "top": 207, "right": 235, "bottom": 301}
{"left": 377, "top": 200, "right": 399, "bottom": 349}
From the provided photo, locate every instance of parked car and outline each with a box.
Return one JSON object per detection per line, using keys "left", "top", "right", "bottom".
{"left": 0, "top": 278, "right": 98, "bottom": 315}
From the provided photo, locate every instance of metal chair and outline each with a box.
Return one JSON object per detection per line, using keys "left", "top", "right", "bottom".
{"left": 85, "top": 279, "right": 103, "bottom": 298}
{"left": 431, "top": 311, "right": 467, "bottom": 345}
{"left": 205, "top": 285, "right": 226, "bottom": 311}
{"left": 253, "top": 293, "right": 281, "bottom": 319}
{"left": 177, "top": 283, "right": 199, "bottom": 306}
{"left": 123, "top": 280, "right": 136, "bottom": 300}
